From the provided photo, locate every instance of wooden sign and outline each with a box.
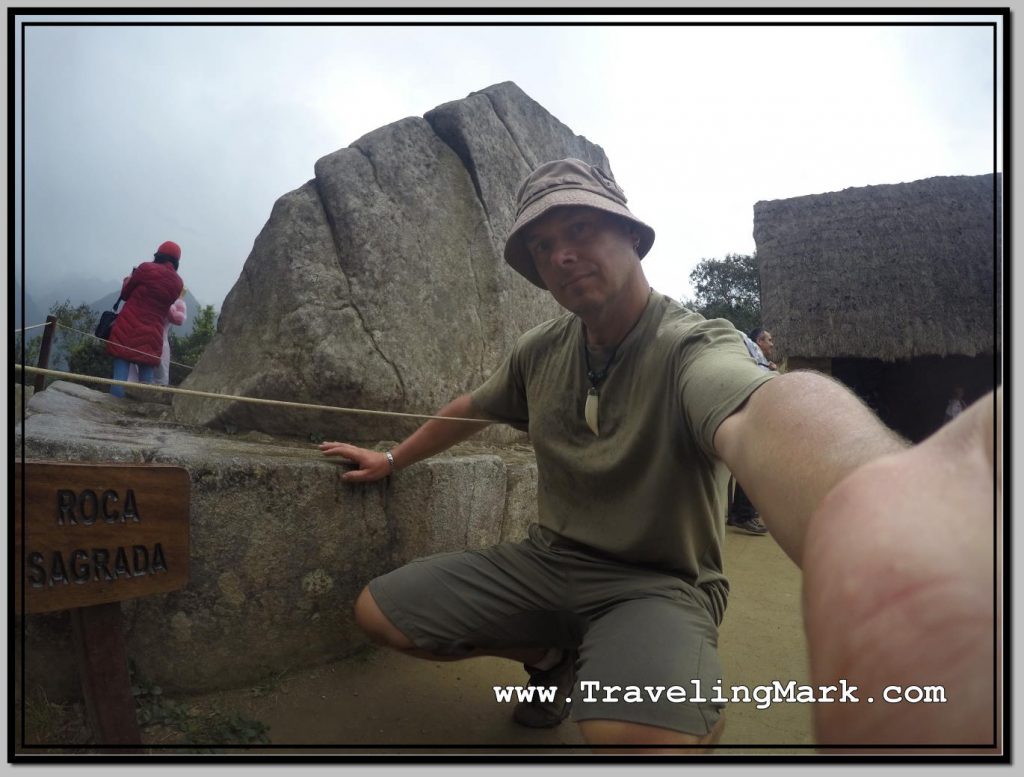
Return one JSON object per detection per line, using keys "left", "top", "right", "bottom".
{"left": 15, "top": 461, "right": 190, "bottom": 614}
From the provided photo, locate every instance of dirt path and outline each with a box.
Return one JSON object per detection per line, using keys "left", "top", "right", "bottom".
{"left": 166, "top": 527, "right": 814, "bottom": 755}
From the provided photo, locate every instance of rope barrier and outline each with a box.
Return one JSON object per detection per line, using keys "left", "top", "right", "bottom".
{"left": 13, "top": 319, "right": 196, "bottom": 370}
{"left": 14, "top": 321, "right": 54, "bottom": 334}
{"left": 16, "top": 365, "right": 493, "bottom": 425}
{"left": 53, "top": 322, "right": 196, "bottom": 370}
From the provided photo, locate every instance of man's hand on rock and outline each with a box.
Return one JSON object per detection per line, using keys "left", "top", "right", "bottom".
{"left": 319, "top": 441, "right": 393, "bottom": 483}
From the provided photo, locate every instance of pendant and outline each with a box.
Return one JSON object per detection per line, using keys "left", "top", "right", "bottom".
{"left": 585, "top": 387, "right": 600, "bottom": 436}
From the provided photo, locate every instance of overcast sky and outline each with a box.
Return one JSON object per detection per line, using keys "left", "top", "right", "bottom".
{"left": 14, "top": 11, "right": 1001, "bottom": 312}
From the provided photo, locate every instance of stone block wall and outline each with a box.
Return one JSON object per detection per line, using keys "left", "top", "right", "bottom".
{"left": 16, "top": 382, "right": 538, "bottom": 699}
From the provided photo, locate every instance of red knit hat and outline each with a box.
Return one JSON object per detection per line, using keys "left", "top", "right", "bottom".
{"left": 156, "top": 240, "right": 181, "bottom": 261}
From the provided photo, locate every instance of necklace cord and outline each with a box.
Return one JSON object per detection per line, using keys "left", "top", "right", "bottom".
{"left": 580, "top": 289, "right": 653, "bottom": 389}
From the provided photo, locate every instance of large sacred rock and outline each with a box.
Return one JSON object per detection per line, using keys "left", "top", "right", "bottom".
{"left": 172, "top": 82, "right": 610, "bottom": 441}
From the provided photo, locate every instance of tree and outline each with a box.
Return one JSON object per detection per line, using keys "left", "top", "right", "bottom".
{"left": 21, "top": 300, "right": 112, "bottom": 387}
{"left": 168, "top": 305, "right": 217, "bottom": 386}
{"left": 685, "top": 253, "right": 762, "bottom": 335}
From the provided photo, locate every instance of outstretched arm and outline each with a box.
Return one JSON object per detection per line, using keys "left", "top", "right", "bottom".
{"left": 714, "top": 370, "right": 908, "bottom": 566}
{"left": 319, "top": 393, "right": 491, "bottom": 483}
{"left": 802, "top": 389, "right": 998, "bottom": 747}
{"left": 718, "top": 372, "right": 999, "bottom": 747}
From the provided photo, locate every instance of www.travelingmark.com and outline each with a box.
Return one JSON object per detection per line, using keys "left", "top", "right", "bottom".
{"left": 493, "top": 680, "right": 947, "bottom": 710}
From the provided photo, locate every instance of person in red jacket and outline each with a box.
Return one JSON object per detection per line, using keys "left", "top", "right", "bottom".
{"left": 106, "top": 240, "right": 184, "bottom": 398}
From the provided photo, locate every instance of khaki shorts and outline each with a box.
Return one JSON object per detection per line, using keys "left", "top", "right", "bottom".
{"left": 368, "top": 524, "right": 726, "bottom": 736}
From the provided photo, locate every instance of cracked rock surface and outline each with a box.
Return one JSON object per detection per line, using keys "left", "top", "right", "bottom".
{"left": 171, "top": 82, "right": 610, "bottom": 442}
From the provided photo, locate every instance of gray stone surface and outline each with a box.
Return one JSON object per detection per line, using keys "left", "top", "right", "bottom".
{"left": 17, "top": 382, "right": 538, "bottom": 700}
{"left": 170, "top": 81, "right": 606, "bottom": 442}
{"left": 13, "top": 382, "right": 33, "bottom": 424}
{"left": 425, "top": 84, "right": 610, "bottom": 338}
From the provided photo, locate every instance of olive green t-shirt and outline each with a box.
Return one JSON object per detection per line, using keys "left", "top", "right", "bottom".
{"left": 470, "top": 290, "right": 775, "bottom": 610}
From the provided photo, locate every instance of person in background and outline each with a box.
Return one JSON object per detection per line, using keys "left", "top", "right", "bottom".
{"left": 727, "top": 326, "right": 778, "bottom": 534}
{"left": 128, "top": 285, "right": 187, "bottom": 386}
{"left": 106, "top": 240, "right": 184, "bottom": 398}
{"left": 744, "top": 326, "right": 777, "bottom": 371}
{"left": 945, "top": 385, "right": 967, "bottom": 423}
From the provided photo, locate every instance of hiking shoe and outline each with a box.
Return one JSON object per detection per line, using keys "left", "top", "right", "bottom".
{"left": 728, "top": 514, "right": 768, "bottom": 535}
{"left": 513, "top": 649, "right": 577, "bottom": 728}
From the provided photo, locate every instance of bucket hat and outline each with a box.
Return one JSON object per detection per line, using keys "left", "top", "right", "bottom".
{"left": 503, "top": 158, "right": 656, "bottom": 289}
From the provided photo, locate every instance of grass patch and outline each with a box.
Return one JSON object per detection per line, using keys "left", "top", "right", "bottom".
{"left": 18, "top": 688, "right": 91, "bottom": 752}
{"left": 131, "top": 662, "right": 271, "bottom": 750}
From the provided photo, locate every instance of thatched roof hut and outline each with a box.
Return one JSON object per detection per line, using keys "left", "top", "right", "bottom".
{"left": 754, "top": 173, "right": 1001, "bottom": 363}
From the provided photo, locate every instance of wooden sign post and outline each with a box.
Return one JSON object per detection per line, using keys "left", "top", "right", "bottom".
{"left": 15, "top": 461, "right": 191, "bottom": 748}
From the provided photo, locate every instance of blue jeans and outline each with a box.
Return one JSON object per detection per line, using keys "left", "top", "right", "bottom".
{"left": 111, "top": 358, "right": 153, "bottom": 398}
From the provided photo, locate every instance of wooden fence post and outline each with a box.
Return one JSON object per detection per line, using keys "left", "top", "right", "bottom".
{"left": 33, "top": 316, "right": 57, "bottom": 393}
{"left": 70, "top": 603, "right": 144, "bottom": 750}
